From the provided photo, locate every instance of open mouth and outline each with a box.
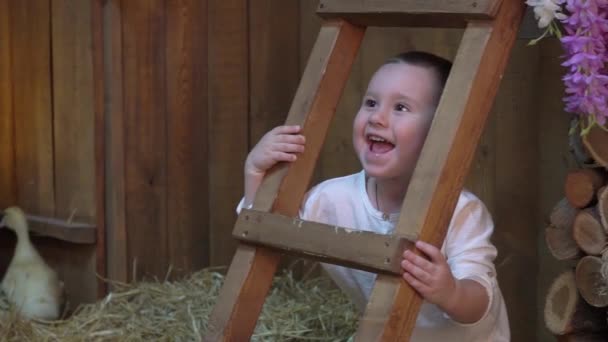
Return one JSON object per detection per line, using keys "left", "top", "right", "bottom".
{"left": 367, "top": 134, "right": 395, "bottom": 153}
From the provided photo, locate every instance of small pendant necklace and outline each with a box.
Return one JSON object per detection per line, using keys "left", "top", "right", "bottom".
{"left": 375, "top": 180, "right": 390, "bottom": 221}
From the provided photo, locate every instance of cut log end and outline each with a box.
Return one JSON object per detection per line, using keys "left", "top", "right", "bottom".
{"left": 597, "top": 186, "right": 608, "bottom": 233}
{"left": 546, "top": 225, "right": 581, "bottom": 261}
{"left": 576, "top": 256, "right": 608, "bottom": 308}
{"left": 565, "top": 169, "right": 605, "bottom": 209}
{"left": 545, "top": 270, "right": 607, "bottom": 335}
{"left": 573, "top": 209, "right": 607, "bottom": 256}
{"left": 582, "top": 124, "right": 608, "bottom": 169}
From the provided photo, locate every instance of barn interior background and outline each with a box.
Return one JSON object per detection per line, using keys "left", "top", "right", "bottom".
{"left": 0, "top": 0, "right": 590, "bottom": 340}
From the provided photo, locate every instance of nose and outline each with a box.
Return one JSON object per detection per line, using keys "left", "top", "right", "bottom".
{"left": 368, "top": 107, "right": 388, "bottom": 127}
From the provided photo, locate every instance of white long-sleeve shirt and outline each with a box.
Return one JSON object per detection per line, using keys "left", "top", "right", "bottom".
{"left": 238, "top": 170, "right": 510, "bottom": 341}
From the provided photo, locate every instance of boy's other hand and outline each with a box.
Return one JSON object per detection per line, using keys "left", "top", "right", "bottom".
{"left": 401, "top": 240, "right": 457, "bottom": 308}
{"left": 245, "top": 125, "right": 305, "bottom": 177}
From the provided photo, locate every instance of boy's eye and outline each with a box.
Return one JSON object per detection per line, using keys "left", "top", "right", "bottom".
{"left": 364, "top": 99, "right": 377, "bottom": 107}
{"left": 395, "top": 103, "right": 409, "bottom": 112}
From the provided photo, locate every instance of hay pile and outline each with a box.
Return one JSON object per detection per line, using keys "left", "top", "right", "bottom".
{"left": 0, "top": 266, "right": 357, "bottom": 341}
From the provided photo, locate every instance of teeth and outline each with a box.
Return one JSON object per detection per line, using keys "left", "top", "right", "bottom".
{"left": 369, "top": 136, "right": 386, "bottom": 142}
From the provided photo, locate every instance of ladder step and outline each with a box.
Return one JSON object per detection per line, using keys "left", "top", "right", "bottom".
{"left": 317, "top": 0, "right": 502, "bottom": 28}
{"left": 233, "top": 209, "right": 415, "bottom": 275}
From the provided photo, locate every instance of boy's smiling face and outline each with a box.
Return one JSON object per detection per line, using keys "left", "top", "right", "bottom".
{"left": 353, "top": 62, "right": 438, "bottom": 182}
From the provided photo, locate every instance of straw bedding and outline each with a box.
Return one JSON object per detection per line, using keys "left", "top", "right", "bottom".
{"left": 0, "top": 266, "right": 357, "bottom": 341}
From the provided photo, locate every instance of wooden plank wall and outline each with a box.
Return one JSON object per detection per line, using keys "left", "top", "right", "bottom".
{"left": 0, "top": 0, "right": 97, "bottom": 308}
{"left": 104, "top": 0, "right": 209, "bottom": 282}
{"left": 207, "top": 0, "right": 248, "bottom": 266}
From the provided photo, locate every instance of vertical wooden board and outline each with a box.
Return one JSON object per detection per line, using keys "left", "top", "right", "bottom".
{"left": 300, "top": 0, "right": 364, "bottom": 184}
{"left": 166, "top": 0, "right": 209, "bottom": 275}
{"left": 537, "top": 38, "right": 573, "bottom": 342}
{"left": 92, "top": 0, "right": 108, "bottom": 296}
{"left": 122, "top": 0, "right": 169, "bottom": 280}
{"left": 493, "top": 40, "right": 540, "bottom": 342}
{"left": 103, "top": 0, "right": 129, "bottom": 284}
{"left": 51, "top": 0, "right": 97, "bottom": 300}
{"left": 208, "top": 0, "right": 249, "bottom": 266}
{"left": 0, "top": 0, "right": 15, "bottom": 209}
{"left": 10, "top": 0, "right": 55, "bottom": 217}
{"left": 51, "top": 0, "right": 96, "bottom": 223}
{"left": 249, "top": 0, "right": 300, "bottom": 144}
{"left": 299, "top": 0, "right": 325, "bottom": 187}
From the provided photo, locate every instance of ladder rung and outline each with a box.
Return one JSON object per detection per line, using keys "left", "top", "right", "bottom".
{"left": 233, "top": 209, "right": 416, "bottom": 275}
{"left": 317, "top": 0, "right": 502, "bottom": 28}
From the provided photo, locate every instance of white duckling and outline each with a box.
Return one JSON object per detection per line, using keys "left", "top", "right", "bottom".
{"left": 1, "top": 206, "right": 64, "bottom": 320}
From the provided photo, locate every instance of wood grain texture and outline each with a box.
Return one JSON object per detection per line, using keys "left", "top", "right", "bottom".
{"left": 205, "top": 20, "right": 365, "bottom": 342}
{"left": 357, "top": 1, "right": 525, "bottom": 340}
{"left": 52, "top": 0, "right": 96, "bottom": 224}
{"left": 52, "top": 0, "right": 98, "bottom": 301}
{"left": 208, "top": 0, "right": 249, "bottom": 267}
{"left": 316, "top": 0, "right": 502, "bottom": 27}
{"left": 103, "top": 0, "right": 129, "bottom": 284}
{"left": 122, "top": 0, "right": 169, "bottom": 280}
{"left": 234, "top": 209, "right": 415, "bottom": 274}
{"left": 0, "top": 0, "right": 15, "bottom": 209}
{"left": 92, "top": 0, "right": 108, "bottom": 296}
{"left": 249, "top": 0, "right": 300, "bottom": 144}
{"left": 166, "top": 0, "right": 209, "bottom": 276}
{"left": 492, "top": 40, "right": 541, "bottom": 342}
{"left": 10, "top": 0, "right": 55, "bottom": 217}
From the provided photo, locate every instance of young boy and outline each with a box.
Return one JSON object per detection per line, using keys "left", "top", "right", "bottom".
{"left": 238, "top": 51, "right": 509, "bottom": 341}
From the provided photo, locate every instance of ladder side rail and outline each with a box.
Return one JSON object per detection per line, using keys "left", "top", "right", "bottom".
{"left": 204, "top": 19, "right": 365, "bottom": 342}
{"left": 356, "top": 1, "right": 525, "bottom": 340}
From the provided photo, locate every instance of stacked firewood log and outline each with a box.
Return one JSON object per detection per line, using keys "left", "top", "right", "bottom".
{"left": 544, "top": 125, "right": 608, "bottom": 340}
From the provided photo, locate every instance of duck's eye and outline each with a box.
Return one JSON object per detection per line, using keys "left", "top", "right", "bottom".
{"left": 364, "top": 99, "right": 377, "bottom": 108}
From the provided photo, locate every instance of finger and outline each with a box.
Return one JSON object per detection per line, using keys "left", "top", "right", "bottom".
{"left": 273, "top": 143, "right": 304, "bottom": 154}
{"left": 401, "top": 259, "right": 431, "bottom": 285}
{"left": 415, "top": 240, "right": 445, "bottom": 263}
{"left": 276, "top": 134, "right": 306, "bottom": 145}
{"left": 402, "top": 250, "right": 434, "bottom": 273}
{"left": 402, "top": 272, "right": 431, "bottom": 294}
{"left": 272, "top": 125, "right": 301, "bottom": 135}
{"left": 271, "top": 143, "right": 304, "bottom": 153}
{"left": 271, "top": 151, "right": 298, "bottom": 162}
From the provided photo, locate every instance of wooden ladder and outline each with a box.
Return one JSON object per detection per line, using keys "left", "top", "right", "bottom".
{"left": 205, "top": 0, "right": 524, "bottom": 340}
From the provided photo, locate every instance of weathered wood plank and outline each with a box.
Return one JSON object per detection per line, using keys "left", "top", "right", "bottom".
{"left": 0, "top": 210, "right": 96, "bottom": 244}
{"left": 166, "top": 0, "right": 209, "bottom": 276}
{"left": 208, "top": 0, "right": 249, "bottom": 267}
{"left": 103, "top": 0, "right": 129, "bottom": 284}
{"left": 122, "top": 0, "right": 169, "bottom": 280}
{"left": 233, "top": 209, "right": 415, "bottom": 274}
{"left": 92, "top": 0, "right": 108, "bottom": 296}
{"left": 52, "top": 0, "right": 96, "bottom": 224}
{"left": 357, "top": 1, "right": 525, "bottom": 340}
{"left": 51, "top": 0, "right": 98, "bottom": 303}
{"left": 493, "top": 40, "right": 541, "bottom": 342}
{"left": 10, "top": 1, "right": 55, "bottom": 217}
{"left": 205, "top": 20, "right": 365, "bottom": 342}
{"left": 0, "top": 0, "right": 15, "bottom": 209}
{"left": 249, "top": 0, "right": 300, "bottom": 144}
{"left": 317, "top": 0, "right": 502, "bottom": 28}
